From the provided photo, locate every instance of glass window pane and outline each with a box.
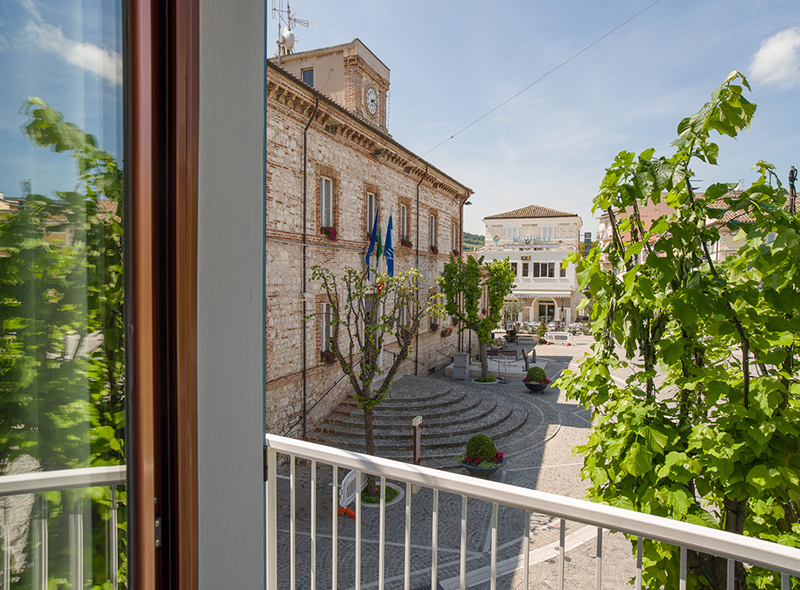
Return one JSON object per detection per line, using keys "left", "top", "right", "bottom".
{"left": 0, "top": 0, "right": 126, "bottom": 586}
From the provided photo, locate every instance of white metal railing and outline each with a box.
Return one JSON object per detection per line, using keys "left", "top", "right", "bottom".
{"left": 0, "top": 465, "right": 126, "bottom": 590}
{"left": 265, "top": 434, "right": 800, "bottom": 590}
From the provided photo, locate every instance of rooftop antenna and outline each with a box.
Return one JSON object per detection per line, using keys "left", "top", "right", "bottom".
{"left": 271, "top": 0, "right": 309, "bottom": 63}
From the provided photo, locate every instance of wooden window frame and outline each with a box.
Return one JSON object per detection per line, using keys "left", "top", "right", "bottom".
{"left": 129, "top": 0, "right": 199, "bottom": 586}
{"left": 320, "top": 176, "right": 334, "bottom": 228}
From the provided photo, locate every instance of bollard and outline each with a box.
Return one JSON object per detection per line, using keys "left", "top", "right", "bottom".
{"left": 412, "top": 416, "right": 422, "bottom": 493}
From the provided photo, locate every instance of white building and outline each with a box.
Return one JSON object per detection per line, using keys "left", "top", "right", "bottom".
{"left": 479, "top": 204, "right": 582, "bottom": 325}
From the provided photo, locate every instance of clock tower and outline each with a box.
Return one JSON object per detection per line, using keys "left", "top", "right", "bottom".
{"left": 270, "top": 38, "right": 390, "bottom": 133}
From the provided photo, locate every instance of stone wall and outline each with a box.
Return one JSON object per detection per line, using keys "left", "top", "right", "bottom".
{"left": 266, "top": 63, "right": 473, "bottom": 438}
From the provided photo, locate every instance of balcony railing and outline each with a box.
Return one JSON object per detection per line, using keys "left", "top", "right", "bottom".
{"left": 0, "top": 465, "right": 126, "bottom": 590}
{"left": 265, "top": 434, "right": 800, "bottom": 590}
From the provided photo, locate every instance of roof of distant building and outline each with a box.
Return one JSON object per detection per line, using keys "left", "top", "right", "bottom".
{"left": 484, "top": 204, "right": 579, "bottom": 220}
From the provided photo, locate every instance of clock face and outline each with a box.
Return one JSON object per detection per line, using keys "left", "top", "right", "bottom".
{"left": 366, "top": 86, "right": 378, "bottom": 116}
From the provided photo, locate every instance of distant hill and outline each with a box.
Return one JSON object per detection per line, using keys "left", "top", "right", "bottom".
{"left": 463, "top": 231, "right": 485, "bottom": 252}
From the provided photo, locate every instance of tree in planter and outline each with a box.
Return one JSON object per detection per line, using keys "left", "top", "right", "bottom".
{"left": 503, "top": 298, "right": 525, "bottom": 324}
{"left": 560, "top": 71, "right": 800, "bottom": 590}
{"left": 310, "top": 266, "right": 438, "bottom": 494}
{"left": 439, "top": 255, "right": 515, "bottom": 380}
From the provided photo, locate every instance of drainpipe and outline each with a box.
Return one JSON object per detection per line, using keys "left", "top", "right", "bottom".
{"left": 458, "top": 192, "right": 468, "bottom": 352}
{"left": 414, "top": 164, "right": 428, "bottom": 375}
{"left": 301, "top": 95, "right": 319, "bottom": 440}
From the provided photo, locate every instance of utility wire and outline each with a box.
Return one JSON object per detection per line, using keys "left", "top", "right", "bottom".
{"left": 418, "top": 0, "right": 665, "bottom": 160}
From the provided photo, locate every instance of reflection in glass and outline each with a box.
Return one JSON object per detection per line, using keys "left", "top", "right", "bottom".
{"left": 0, "top": 1, "right": 126, "bottom": 587}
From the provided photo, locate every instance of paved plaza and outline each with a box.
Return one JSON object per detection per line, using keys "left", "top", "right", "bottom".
{"left": 274, "top": 336, "right": 638, "bottom": 589}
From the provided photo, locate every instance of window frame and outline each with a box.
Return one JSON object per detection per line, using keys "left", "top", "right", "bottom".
{"left": 321, "top": 303, "right": 334, "bottom": 353}
{"left": 429, "top": 213, "right": 437, "bottom": 249}
{"left": 400, "top": 204, "right": 408, "bottom": 240}
{"left": 301, "top": 67, "right": 314, "bottom": 87}
{"left": 320, "top": 176, "right": 334, "bottom": 228}
{"left": 367, "top": 192, "right": 376, "bottom": 236}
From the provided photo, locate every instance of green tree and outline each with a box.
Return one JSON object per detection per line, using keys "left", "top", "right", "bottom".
{"left": 560, "top": 72, "right": 800, "bottom": 590}
{"left": 311, "top": 266, "right": 438, "bottom": 494}
{"left": 439, "top": 255, "right": 515, "bottom": 379}
{"left": 503, "top": 298, "right": 525, "bottom": 323}
{"left": 0, "top": 98, "right": 126, "bottom": 587}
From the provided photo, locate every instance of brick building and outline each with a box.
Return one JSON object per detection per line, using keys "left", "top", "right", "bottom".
{"left": 266, "top": 40, "right": 473, "bottom": 438}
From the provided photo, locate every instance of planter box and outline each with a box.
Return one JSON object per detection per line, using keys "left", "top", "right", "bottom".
{"left": 458, "top": 456, "right": 507, "bottom": 477}
{"left": 524, "top": 381, "right": 548, "bottom": 393}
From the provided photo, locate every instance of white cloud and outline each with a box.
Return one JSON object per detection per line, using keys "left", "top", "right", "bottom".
{"left": 21, "top": 0, "right": 121, "bottom": 86}
{"left": 750, "top": 27, "right": 800, "bottom": 88}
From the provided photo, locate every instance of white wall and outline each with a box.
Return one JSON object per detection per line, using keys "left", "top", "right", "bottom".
{"left": 198, "top": 0, "right": 265, "bottom": 586}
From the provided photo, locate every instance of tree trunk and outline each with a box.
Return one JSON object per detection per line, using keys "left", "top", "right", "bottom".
{"left": 363, "top": 406, "right": 378, "bottom": 496}
{"left": 479, "top": 341, "right": 489, "bottom": 379}
{"left": 704, "top": 498, "right": 748, "bottom": 590}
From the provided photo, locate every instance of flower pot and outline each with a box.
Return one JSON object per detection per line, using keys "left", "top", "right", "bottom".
{"left": 524, "top": 381, "right": 548, "bottom": 393}
{"left": 459, "top": 456, "right": 506, "bottom": 477}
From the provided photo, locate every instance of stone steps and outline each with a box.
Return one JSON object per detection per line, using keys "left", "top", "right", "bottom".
{"left": 320, "top": 397, "right": 492, "bottom": 432}
{"left": 311, "top": 375, "right": 533, "bottom": 468}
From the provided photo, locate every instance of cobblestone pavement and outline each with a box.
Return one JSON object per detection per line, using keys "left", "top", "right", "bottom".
{"left": 274, "top": 335, "right": 637, "bottom": 589}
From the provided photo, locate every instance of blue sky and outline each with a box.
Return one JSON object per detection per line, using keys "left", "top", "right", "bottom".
{"left": 3, "top": 0, "right": 797, "bottom": 237}
{"left": 0, "top": 0, "right": 122, "bottom": 201}
{"left": 278, "top": 0, "right": 800, "bottom": 235}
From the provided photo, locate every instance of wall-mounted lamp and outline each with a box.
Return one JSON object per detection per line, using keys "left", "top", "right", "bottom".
{"left": 371, "top": 149, "right": 385, "bottom": 158}
{"left": 464, "top": 200, "right": 472, "bottom": 206}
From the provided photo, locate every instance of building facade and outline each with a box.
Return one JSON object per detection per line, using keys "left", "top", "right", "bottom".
{"left": 267, "top": 40, "right": 472, "bottom": 438}
{"left": 479, "top": 204, "right": 582, "bottom": 325}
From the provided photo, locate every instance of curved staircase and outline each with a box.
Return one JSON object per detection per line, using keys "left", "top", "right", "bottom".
{"left": 310, "top": 376, "right": 538, "bottom": 468}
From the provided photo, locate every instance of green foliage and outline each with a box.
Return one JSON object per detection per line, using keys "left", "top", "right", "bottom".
{"left": 560, "top": 72, "right": 800, "bottom": 589}
{"left": 465, "top": 434, "right": 497, "bottom": 461}
{"left": 360, "top": 485, "right": 399, "bottom": 504}
{"left": 0, "top": 98, "right": 126, "bottom": 587}
{"left": 526, "top": 366, "right": 547, "bottom": 382}
{"left": 537, "top": 319, "right": 547, "bottom": 339}
{"left": 311, "top": 265, "right": 440, "bottom": 474}
{"left": 504, "top": 298, "right": 525, "bottom": 322}
{"left": 439, "top": 254, "right": 516, "bottom": 378}
{"left": 474, "top": 375, "right": 497, "bottom": 383}
{"left": 462, "top": 231, "right": 485, "bottom": 251}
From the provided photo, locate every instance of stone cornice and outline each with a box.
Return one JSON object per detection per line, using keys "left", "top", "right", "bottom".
{"left": 267, "top": 62, "right": 472, "bottom": 202}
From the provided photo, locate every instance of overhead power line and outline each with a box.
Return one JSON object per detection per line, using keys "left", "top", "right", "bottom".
{"left": 418, "top": 0, "right": 665, "bottom": 160}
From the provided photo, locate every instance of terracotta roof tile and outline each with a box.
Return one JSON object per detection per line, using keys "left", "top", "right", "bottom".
{"left": 484, "top": 204, "right": 579, "bottom": 220}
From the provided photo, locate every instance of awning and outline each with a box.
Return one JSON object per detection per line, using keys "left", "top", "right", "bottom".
{"left": 513, "top": 290, "right": 572, "bottom": 299}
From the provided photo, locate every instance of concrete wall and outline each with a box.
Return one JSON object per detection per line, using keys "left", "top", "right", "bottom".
{"left": 197, "top": 0, "right": 264, "bottom": 587}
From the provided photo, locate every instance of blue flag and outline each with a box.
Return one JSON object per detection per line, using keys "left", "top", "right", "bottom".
{"left": 384, "top": 214, "right": 394, "bottom": 277}
{"left": 365, "top": 205, "right": 379, "bottom": 278}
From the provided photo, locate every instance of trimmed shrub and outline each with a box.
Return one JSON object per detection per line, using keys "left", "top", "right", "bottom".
{"left": 526, "top": 366, "right": 548, "bottom": 382}
{"left": 465, "top": 434, "right": 497, "bottom": 461}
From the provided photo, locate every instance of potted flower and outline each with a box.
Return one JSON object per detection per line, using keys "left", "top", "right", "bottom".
{"left": 452, "top": 249, "right": 460, "bottom": 257}
{"left": 429, "top": 322, "right": 439, "bottom": 332}
{"left": 320, "top": 226, "right": 337, "bottom": 241}
{"left": 320, "top": 350, "right": 336, "bottom": 365}
{"left": 429, "top": 245, "right": 439, "bottom": 255}
{"left": 456, "top": 434, "right": 505, "bottom": 477}
{"left": 523, "top": 366, "right": 550, "bottom": 393}
{"left": 400, "top": 237, "right": 413, "bottom": 249}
